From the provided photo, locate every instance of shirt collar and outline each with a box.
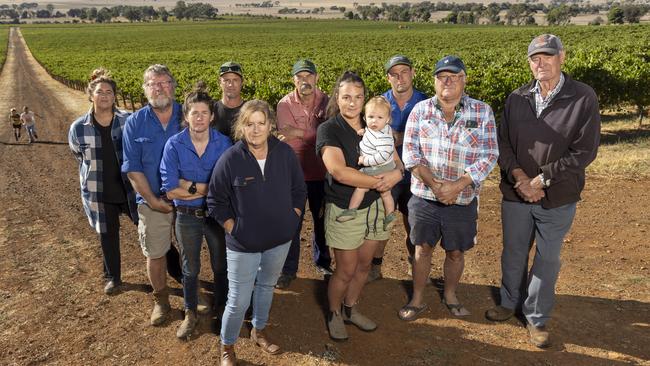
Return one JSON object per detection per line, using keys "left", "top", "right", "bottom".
{"left": 530, "top": 73, "right": 565, "bottom": 99}
{"left": 433, "top": 94, "right": 467, "bottom": 113}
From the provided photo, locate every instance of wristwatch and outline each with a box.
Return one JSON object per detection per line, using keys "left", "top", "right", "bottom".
{"left": 538, "top": 173, "right": 550, "bottom": 188}
{"left": 188, "top": 181, "right": 197, "bottom": 194}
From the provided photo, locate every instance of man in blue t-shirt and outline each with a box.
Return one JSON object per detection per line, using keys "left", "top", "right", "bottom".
{"left": 368, "top": 55, "right": 428, "bottom": 282}
{"left": 122, "top": 64, "right": 183, "bottom": 326}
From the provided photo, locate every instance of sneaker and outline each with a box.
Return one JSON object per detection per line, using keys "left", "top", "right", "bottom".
{"left": 336, "top": 209, "right": 357, "bottom": 223}
{"left": 342, "top": 305, "right": 377, "bottom": 332}
{"left": 383, "top": 211, "right": 397, "bottom": 231}
{"left": 485, "top": 305, "right": 515, "bottom": 322}
{"left": 104, "top": 280, "right": 120, "bottom": 295}
{"left": 315, "top": 264, "right": 333, "bottom": 276}
{"left": 366, "top": 264, "right": 382, "bottom": 283}
{"left": 527, "top": 323, "right": 550, "bottom": 348}
{"left": 197, "top": 292, "right": 211, "bottom": 315}
{"left": 327, "top": 311, "right": 348, "bottom": 341}
{"left": 275, "top": 273, "right": 296, "bottom": 289}
{"left": 176, "top": 309, "right": 198, "bottom": 339}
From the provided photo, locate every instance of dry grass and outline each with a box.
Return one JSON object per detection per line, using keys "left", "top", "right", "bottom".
{"left": 588, "top": 114, "right": 650, "bottom": 179}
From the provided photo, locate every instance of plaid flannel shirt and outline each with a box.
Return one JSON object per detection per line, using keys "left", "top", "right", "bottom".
{"left": 531, "top": 72, "right": 565, "bottom": 117}
{"left": 403, "top": 95, "right": 499, "bottom": 205}
{"left": 69, "top": 109, "right": 137, "bottom": 234}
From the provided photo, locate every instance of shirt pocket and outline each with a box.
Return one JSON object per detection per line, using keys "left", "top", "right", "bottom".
{"left": 232, "top": 176, "right": 257, "bottom": 216}
{"left": 134, "top": 137, "right": 155, "bottom": 164}
{"left": 460, "top": 128, "right": 480, "bottom": 149}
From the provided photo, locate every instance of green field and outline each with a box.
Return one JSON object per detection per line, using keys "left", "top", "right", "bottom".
{"left": 19, "top": 20, "right": 650, "bottom": 112}
{"left": 0, "top": 26, "right": 9, "bottom": 69}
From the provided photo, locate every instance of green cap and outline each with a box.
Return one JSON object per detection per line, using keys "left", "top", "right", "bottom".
{"left": 219, "top": 61, "right": 243, "bottom": 77}
{"left": 292, "top": 59, "right": 317, "bottom": 75}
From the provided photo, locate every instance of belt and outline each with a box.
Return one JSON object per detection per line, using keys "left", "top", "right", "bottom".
{"left": 176, "top": 206, "right": 207, "bottom": 218}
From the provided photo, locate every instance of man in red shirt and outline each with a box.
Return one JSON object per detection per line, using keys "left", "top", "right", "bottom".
{"left": 275, "top": 59, "right": 332, "bottom": 288}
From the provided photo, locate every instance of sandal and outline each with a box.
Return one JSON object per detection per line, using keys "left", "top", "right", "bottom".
{"left": 398, "top": 303, "right": 428, "bottom": 321}
{"left": 442, "top": 299, "right": 471, "bottom": 317}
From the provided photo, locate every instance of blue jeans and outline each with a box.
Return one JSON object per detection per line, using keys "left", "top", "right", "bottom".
{"left": 220, "top": 241, "right": 291, "bottom": 345}
{"left": 175, "top": 212, "right": 227, "bottom": 311}
{"left": 499, "top": 200, "right": 576, "bottom": 327}
{"left": 282, "top": 180, "right": 330, "bottom": 275}
{"left": 25, "top": 124, "right": 37, "bottom": 142}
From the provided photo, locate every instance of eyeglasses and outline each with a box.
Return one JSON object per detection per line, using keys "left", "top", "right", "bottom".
{"left": 145, "top": 80, "right": 173, "bottom": 89}
{"left": 435, "top": 74, "right": 465, "bottom": 83}
{"left": 220, "top": 65, "right": 242, "bottom": 75}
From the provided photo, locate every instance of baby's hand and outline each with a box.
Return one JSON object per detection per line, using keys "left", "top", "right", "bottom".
{"left": 358, "top": 156, "right": 365, "bottom": 165}
{"left": 356, "top": 128, "right": 365, "bottom": 136}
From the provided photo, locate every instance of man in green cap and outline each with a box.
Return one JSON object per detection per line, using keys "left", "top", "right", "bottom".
{"left": 212, "top": 61, "right": 245, "bottom": 141}
{"left": 275, "top": 59, "right": 331, "bottom": 289}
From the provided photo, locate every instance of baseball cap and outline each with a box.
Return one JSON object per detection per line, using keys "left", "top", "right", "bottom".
{"left": 527, "top": 34, "right": 563, "bottom": 57}
{"left": 434, "top": 55, "right": 466, "bottom": 75}
{"left": 292, "top": 59, "right": 317, "bottom": 75}
{"left": 384, "top": 54, "right": 412, "bottom": 73}
{"left": 219, "top": 61, "right": 243, "bottom": 77}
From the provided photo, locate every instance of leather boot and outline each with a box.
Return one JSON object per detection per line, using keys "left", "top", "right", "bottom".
{"left": 220, "top": 344, "right": 236, "bottom": 366}
{"left": 176, "top": 309, "right": 198, "bottom": 339}
{"left": 150, "top": 287, "right": 170, "bottom": 326}
{"left": 251, "top": 328, "right": 281, "bottom": 355}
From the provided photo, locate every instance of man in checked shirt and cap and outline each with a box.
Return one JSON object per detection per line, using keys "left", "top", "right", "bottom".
{"left": 399, "top": 55, "right": 499, "bottom": 322}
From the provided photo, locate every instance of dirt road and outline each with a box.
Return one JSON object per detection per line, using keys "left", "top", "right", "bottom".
{"left": 0, "top": 27, "right": 648, "bottom": 365}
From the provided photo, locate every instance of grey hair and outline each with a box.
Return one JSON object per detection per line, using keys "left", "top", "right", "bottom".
{"left": 142, "top": 64, "right": 177, "bottom": 90}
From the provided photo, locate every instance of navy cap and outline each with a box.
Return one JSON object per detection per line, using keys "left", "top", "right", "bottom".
{"left": 292, "top": 59, "right": 317, "bottom": 75}
{"left": 384, "top": 54, "right": 413, "bottom": 73}
{"left": 527, "top": 34, "right": 563, "bottom": 57}
{"left": 434, "top": 55, "right": 466, "bottom": 75}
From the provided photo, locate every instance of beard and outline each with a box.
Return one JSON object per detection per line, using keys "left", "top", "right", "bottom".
{"left": 147, "top": 92, "right": 173, "bottom": 109}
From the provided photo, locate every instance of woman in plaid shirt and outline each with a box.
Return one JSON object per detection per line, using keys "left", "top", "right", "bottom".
{"left": 68, "top": 68, "right": 138, "bottom": 295}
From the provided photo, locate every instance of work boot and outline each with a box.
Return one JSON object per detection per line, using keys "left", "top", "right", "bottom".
{"left": 274, "top": 273, "right": 296, "bottom": 289}
{"left": 327, "top": 310, "right": 348, "bottom": 341}
{"left": 197, "top": 291, "right": 211, "bottom": 315}
{"left": 485, "top": 305, "right": 515, "bottom": 322}
{"left": 176, "top": 309, "right": 198, "bottom": 339}
{"left": 220, "top": 343, "right": 236, "bottom": 366}
{"left": 150, "top": 287, "right": 171, "bottom": 326}
{"left": 104, "top": 280, "right": 120, "bottom": 295}
{"left": 251, "top": 328, "right": 281, "bottom": 355}
{"left": 343, "top": 304, "right": 377, "bottom": 332}
{"left": 527, "top": 323, "right": 551, "bottom": 348}
{"left": 366, "top": 264, "right": 382, "bottom": 283}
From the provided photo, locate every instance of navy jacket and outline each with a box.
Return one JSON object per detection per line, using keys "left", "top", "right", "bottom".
{"left": 207, "top": 136, "right": 307, "bottom": 252}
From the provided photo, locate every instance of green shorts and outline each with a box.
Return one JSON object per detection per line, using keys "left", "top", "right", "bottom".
{"left": 324, "top": 199, "right": 390, "bottom": 250}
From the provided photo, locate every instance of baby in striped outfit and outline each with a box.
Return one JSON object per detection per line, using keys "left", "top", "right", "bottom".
{"left": 336, "top": 96, "right": 397, "bottom": 230}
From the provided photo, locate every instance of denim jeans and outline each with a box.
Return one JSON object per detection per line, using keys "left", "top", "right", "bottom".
{"left": 175, "top": 212, "right": 227, "bottom": 311}
{"left": 99, "top": 202, "right": 128, "bottom": 283}
{"left": 282, "top": 180, "right": 330, "bottom": 275}
{"left": 220, "top": 241, "right": 291, "bottom": 345}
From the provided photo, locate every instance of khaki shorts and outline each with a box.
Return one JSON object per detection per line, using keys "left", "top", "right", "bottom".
{"left": 324, "top": 199, "right": 390, "bottom": 250}
{"left": 137, "top": 203, "right": 173, "bottom": 259}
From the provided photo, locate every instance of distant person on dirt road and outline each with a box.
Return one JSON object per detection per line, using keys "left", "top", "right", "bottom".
{"left": 207, "top": 100, "right": 306, "bottom": 365}
{"left": 315, "top": 71, "right": 403, "bottom": 341}
{"left": 160, "top": 82, "right": 232, "bottom": 339}
{"left": 275, "top": 59, "right": 331, "bottom": 289}
{"left": 399, "top": 55, "right": 498, "bottom": 322}
{"left": 20, "top": 106, "right": 39, "bottom": 143}
{"left": 485, "top": 34, "right": 601, "bottom": 348}
{"left": 10, "top": 108, "right": 21, "bottom": 141}
{"left": 211, "top": 61, "right": 245, "bottom": 140}
{"left": 122, "top": 64, "right": 185, "bottom": 327}
{"left": 367, "top": 54, "right": 428, "bottom": 283}
{"left": 68, "top": 68, "right": 138, "bottom": 295}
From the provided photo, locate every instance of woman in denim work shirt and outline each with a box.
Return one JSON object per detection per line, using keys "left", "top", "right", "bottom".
{"left": 207, "top": 100, "right": 306, "bottom": 366}
{"left": 160, "top": 82, "right": 232, "bottom": 339}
